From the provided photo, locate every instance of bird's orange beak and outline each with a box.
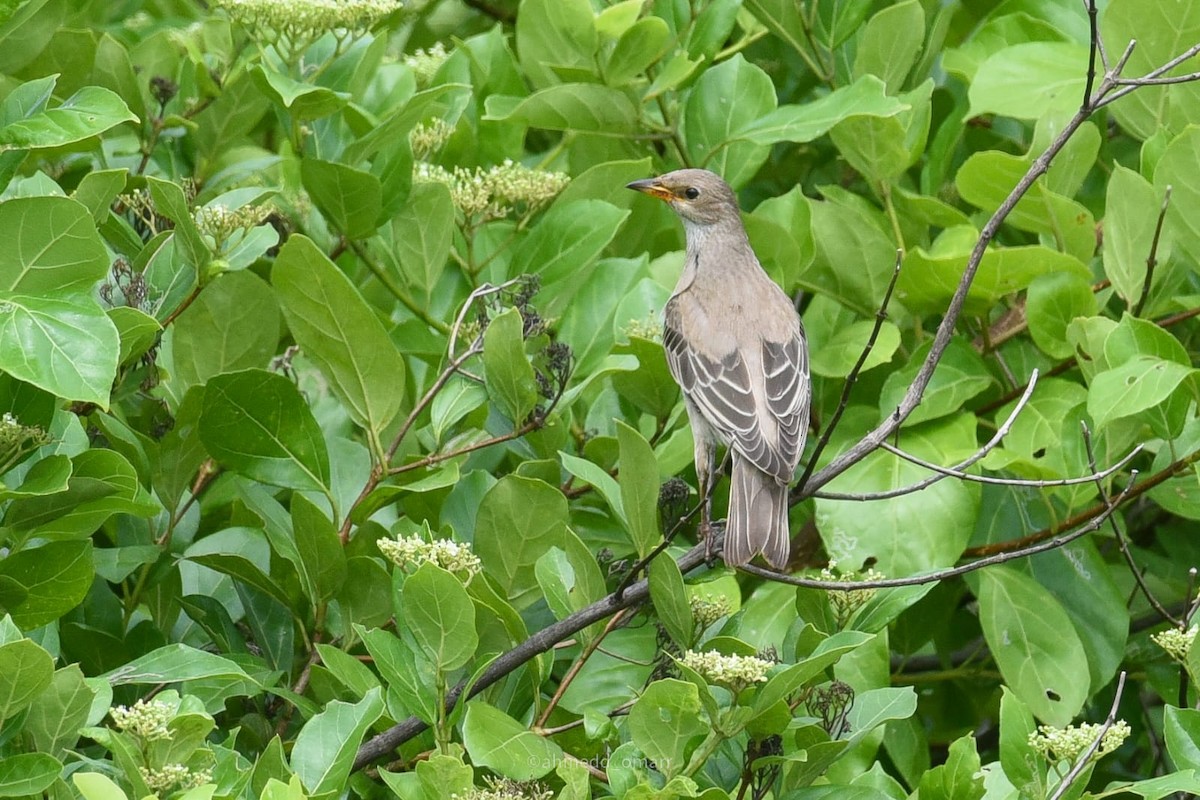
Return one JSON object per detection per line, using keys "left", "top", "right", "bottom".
{"left": 626, "top": 178, "right": 673, "bottom": 202}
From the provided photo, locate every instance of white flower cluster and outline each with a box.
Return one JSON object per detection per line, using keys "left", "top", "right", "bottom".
{"left": 139, "top": 764, "right": 213, "bottom": 793}
{"left": 1028, "top": 720, "right": 1131, "bottom": 763}
{"left": 110, "top": 698, "right": 174, "bottom": 742}
{"left": 413, "top": 159, "right": 569, "bottom": 221}
{"left": 680, "top": 649, "right": 772, "bottom": 690}
{"left": 1151, "top": 625, "right": 1197, "bottom": 663}
{"left": 820, "top": 560, "right": 884, "bottom": 624}
{"left": 403, "top": 42, "right": 450, "bottom": 86}
{"left": 409, "top": 118, "right": 456, "bottom": 160}
{"left": 378, "top": 534, "right": 481, "bottom": 578}
{"left": 210, "top": 0, "right": 403, "bottom": 38}
{"left": 0, "top": 412, "right": 50, "bottom": 471}
{"left": 690, "top": 594, "right": 731, "bottom": 629}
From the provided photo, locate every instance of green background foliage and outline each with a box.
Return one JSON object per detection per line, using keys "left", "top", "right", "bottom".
{"left": 1, "top": 0, "right": 1200, "bottom": 798}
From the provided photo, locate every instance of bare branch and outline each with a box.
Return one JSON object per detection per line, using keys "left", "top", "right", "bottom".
{"left": 1047, "top": 671, "right": 1128, "bottom": 800}
{"left": 742, "top": 473, "right": 1136, "bottom": 590}
{"left": 1132, "top": 185, "right": 1172, "bottom": 317}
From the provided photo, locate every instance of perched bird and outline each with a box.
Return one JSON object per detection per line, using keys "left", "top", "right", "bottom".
{"left": 627, "top": 169, "right": 809, "bottom": 569}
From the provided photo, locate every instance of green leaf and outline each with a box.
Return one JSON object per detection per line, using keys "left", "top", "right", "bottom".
{"left": 816, "top": 417, "right": 980, "bottom": 576}
{"left": 0, "top": 454, "right": 70, "bottom": 501}
{"left": 831, "top": 80, "right": 932, "bottom": 182}
{"left": 738, "top": 76, "right": 907, "bottom": 145}
{"left": 968, "top": 42, "right": 1089, "bottom": 120}
{"left": 291, "top": 688, "right": 384, "bottom": 796}
{"left": 0, "top": 540, "right": 93, "bottom": 628}
{"left": 358, "top": 626, "right": 438, "bottom": 725}
{"left": 514, "top": 0, "right": 597, "bottom": 88}
{"left": 272, "top": 235, "right": 406, "bottom": 435}
{"left": 898, "top": 231, "right": 1090, "bottom": 316}
{"left": 300, "top": 159, "right": 382, "bottom": 240}
{"left": 475, "top": 476, "right": 568, "bottom": 609}
{"left": 999, "top": 687, "right": 1045, "bottom": 798}
{"left": 0, "top": 293, "right": 118, "bottom": 407}
{"left": 1165, "top": 705, "right": 1200, "bottom": 770}
{"left": 853, "top": 0, "right": 924, "bottom": 93}
{"left": 108, "top": 307, "right": 160, "bottom": 367}
{"left": 1103, "top": 165, "right": 1162, "bottom": 307}
{"left": 1155, "top": 126, "right": 1200, "bottom": 270}
{"left": 484, "top": 84, "right": 638, "bottom": 133}
{"left": 513, "top": 199, "right": 629, "bottom": 315}
{"left": 0, "top": 638, "right": 53, "bottom": 721}
{"left": 199, "top": 369, "right": 331, "bottom": 492}
{"left": 617, "top": 421, "right": 660, "bottom": 556}
{"left": 1100, "top": 0, "right": 1200, "bottom": 140}
{"left": 73, "top": 773, "right": 129, "bottom": 800}
{"left": 388, "top": 181, "right": 454, "bottom": 305}
{"left": 482, "top": 307, "right": 538, "bottom": 426}
{"left": 1087, "top": 356, "right": 1195, "bottom": 430}
{"left": 878, "top": 338, "right": 993, "bottom": 426}
{"left": 291, "top": 493, "right": 346, "bottom": 605}
{"left": 753, "top": 630, "right": 872, "bottom": 714}
{"left": 250, "top": 65, "right": 349, "bottom": 120}
{"left": 0, "top": 197, "right": 108, "bottom": 294}
{"left": 606, "top": 17, "right": 670, "bottom": 86}
{"left": 170, "top": 270, "right": 281, "bottom": 392}
{"left": 0, "top": 86, "right": 136, "bottom": 150}
{"left": 917, "top": 732, "right": 984, "bottom": 800}
{"left": 975, "top": 566, "right": 1088, "bottom": 725}
{"left": 648, "top": 556, "right": 692, "bottom": 650}
{"left": 0, "top": 753, "right": 61, "bottom": 796}
{"left": 682, "top": 55, "right": 775, "bottom": 188}
{"left": 1025, "top": 271, "right": 1097, "bottom": 359}
{"left": 627, "top": 679, "right": 708, "bottom": 780}
{"left": 430, "top": 376, "right": 488, "bottom": 445}
{"left": 403, "top": 563, "right": 477, "bottom": 672}
{"left": 103, "top": 644, "right": 254, "bottom": 685}
{"left": 463, "top": 701, "right": 563, "bottom": 780}
{"left": 146, "top": 177, "right": 209, "bottom": 273}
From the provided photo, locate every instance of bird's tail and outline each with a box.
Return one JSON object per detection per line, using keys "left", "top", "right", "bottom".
{"left": 724, "top": 455, "right": 790, "bottom": 569}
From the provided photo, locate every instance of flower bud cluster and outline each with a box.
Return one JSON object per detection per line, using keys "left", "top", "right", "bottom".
{"left": 1151, "top": 625, "right": 1197, "bottom": 663}
{"left": 210, "top": 0, "right": 403, "bottom": 40}
{"left": 690, "top": 594, "right": 731, "bottom": 629}
{"left": 453, "top": 777, "right": 552, "bottom": 800}
{"left": 1028, "top": 720, "right": 1131, "bottom": 763}
{"left": 139, "top": 764, "right": 213, "bottom": 793}
{"left": 378, "top": 534, "right": 481, "bottom": 579}
{"left": 193, "top": 203, "right": 272, "bottom": 250}
{"left": 409, "top": 118, "right": 456, "bottom": 160}
{"left": 820, "top": 560, "right": 883, "bottom": 624}
{"left": 404, "top": 42, "right": 450, "bottom": 86}
{"left": 110, "top": 698, "right": 174, "bottom": 742}
{"left": 413, "top": 159, "right": 569, "bottom": 221}
{"left": 0, "top": 413, "right": 50, "bottom": 472}
{"left": 680, "top": 649, "right": 772, "bottom": 690}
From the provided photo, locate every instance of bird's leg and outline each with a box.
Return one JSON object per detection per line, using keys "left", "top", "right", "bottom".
{"left": 697, "top": 442, "right": 717, "bottom": 562}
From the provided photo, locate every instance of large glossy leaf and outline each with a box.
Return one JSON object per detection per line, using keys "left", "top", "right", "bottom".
{"left": 0, "top": 197, "right": 108, "bottom": 294}
{"left": 474, "top": 476, "right": 568, "bottom": 609}
{"left": 682, "top": 55, "right": 775, "bottom": 188}
{"left": 272, "top": 235, "right": 406, "bottom": 436}
{"left": 0, "top": 86, "right": 136, "bottom": 150}
{"left": 0, "top": 294, "right": 118, "bottom": 407}
{"left": 975, "top": 567, "right": 1088, "bottom": 726}
{"left": 291, "top": 689, "right": 384, "bottom": 795}
{"left": 462, "top": 701, "right": 563, "bottom": 780}
{"left": 199, "top": 369, "right": 330, "bottom": 492}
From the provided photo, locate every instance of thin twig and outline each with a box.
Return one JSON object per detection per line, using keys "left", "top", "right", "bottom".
{"left": 796, "top": 252, "right": 903, "bottom": 494}
{"left": 1082, "top": 0, "right": 1099, "bottom": 107}
{"left": 1081, "top": 422, "right": 1179, "bottom": 625}
{"left": 1047, "top": 671, "right": 1127, "bottom": 800}
{"left": 1132, "top": 185, "right": 1172, "bottom": 316}
{"left": 534, "top": 610, "right": 631, "bottom": 729}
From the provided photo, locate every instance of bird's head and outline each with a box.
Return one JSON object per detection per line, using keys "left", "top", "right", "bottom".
{"left": 626, "top": 168, "right": 740, "bottom": 227}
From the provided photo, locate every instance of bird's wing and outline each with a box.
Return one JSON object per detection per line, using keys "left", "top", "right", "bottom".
{"left": 762, "top": 329, "right": 809, "bottom": 473}
{"left": 663, "top": 317, "right": 807, "bottom": 483}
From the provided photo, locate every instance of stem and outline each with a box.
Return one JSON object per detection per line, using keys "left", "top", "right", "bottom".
{"left": 348, "top": 239, "right": 450, "bottom": 334}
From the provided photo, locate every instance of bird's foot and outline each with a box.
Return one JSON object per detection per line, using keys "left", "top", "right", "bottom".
{"left": 701, "top": 519, "right": 725, "bottom": 568}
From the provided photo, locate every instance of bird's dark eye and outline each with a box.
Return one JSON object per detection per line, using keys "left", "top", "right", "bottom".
{"left": 684, "top": 187, "right": 701, "bottom": 200}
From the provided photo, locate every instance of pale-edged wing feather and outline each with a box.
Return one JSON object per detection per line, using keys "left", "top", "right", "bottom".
{"left": 662, "top": 316, "right": 807, "bottom": 484}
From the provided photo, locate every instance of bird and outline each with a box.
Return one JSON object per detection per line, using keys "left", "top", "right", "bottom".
{"left": 626, "top": 169, "right": 809, "bottom": 569}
